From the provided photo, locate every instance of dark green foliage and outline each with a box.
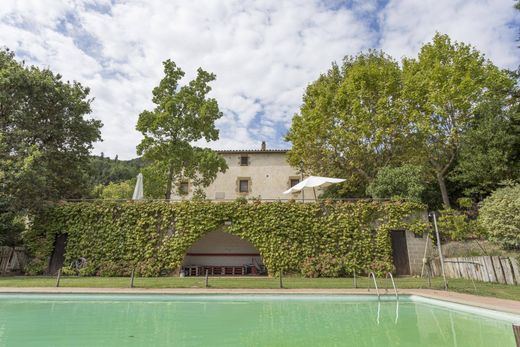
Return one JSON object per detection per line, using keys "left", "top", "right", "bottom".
{"left": 24, "top": 200, "right": 427, "bottom": 277}
{"left": 89, "top": 155, "right": 143, "bottom": 186}
{"left": 366, "top": 165, "right": 427, "bottom": 202}
{"left": 0, "top": 48, "right": 102, "bottom": 211}
{"left": 0, "top": 196, "right": 24, "bottom": 246}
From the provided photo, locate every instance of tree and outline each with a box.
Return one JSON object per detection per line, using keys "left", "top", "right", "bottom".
{"left": 0, "top": 195, "right": 23, "bottom": 246}
{"left": 448, "top": 95, "right": 519, "bottom": 199}
{"left": 366, "top": 165, "right": 427, "bottom": 202}
{"left": 401, "top": 33, "right": 516, "bottom": 207}
{"left": 136, "top": 60, "right": 227, "bottom": 200}
{"left": 286, "top": 51, "right": 412, "bottom": 196}
{"left": 0, "top": 48, "right": 102, "bottom": 211}
{"left": 93, "top": 180, "right": 134, "bottom": 200}
{"left": 88, "top": 155, "right": 142, "bottom": 186}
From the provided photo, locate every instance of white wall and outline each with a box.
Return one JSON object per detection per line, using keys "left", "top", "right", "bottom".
{"left": 171, "top": 151, "right": 321, "bottom": 200}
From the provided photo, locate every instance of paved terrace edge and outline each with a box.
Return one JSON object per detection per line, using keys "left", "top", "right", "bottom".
{"left": 0, "top": 287, "right": 519, "bottom": 315}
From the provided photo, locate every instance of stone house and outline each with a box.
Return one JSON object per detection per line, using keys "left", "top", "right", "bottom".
{"left": 170, "top": 141, "right": 311, "bottom": 201}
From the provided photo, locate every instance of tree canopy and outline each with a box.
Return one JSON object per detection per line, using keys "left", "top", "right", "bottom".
{"left": 287, "top": 34, "right": 519, "bottom": 206}
{"left": 286, "top": 50, "right": 411, "bottom": 196}
{"left": 0, "top": 49, "right": 102, "bottom": 211}
{"left": 401, "top": 33, "right": 516, "bottom": 207}
{"left": 136, "top": 60, "right": 227, "bottom": 199}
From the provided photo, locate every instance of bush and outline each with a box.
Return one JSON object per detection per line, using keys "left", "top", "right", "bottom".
{"left": 369, "top": 260, "right": 394, "bottom": 277}
{"left": 366, "top": 165, "right": 426, "bottom": 202}
{"left": 97, "top": 260, "right": 132, "bottom": 277}
{"left": 437, "top": 208, "right": 484, "bottom": 241}
{"left": 93, "top": 180, "right": 134, "bottom": 200}
{"left": 301, "top": 254, "right": 343, "bottom": 278}
{"left": 479, "top": 184, "right": 520, "bottom": 250}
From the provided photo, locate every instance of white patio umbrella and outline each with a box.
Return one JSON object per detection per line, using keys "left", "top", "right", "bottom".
{"left": 283, "top": 176, "right": 346, "bottom": 201}
{"left": 132, "top": 173, "right": 144, "bottom": 200}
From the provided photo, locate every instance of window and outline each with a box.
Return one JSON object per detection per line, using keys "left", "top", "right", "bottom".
{"left": 179, "top": 181, "right": 189, "bottom": 195}
{"left": 290, "top": 178, "right": 300, "bottom": 187}
{"left": 239, "top": 179, "right": 249, "bottom": 193}
{"left": 240, "top": 156, "right": 249, "bottom": 166}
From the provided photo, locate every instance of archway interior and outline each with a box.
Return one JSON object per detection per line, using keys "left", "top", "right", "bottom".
{"left": 182, "top": 230, "right": 264, "bottom": 276}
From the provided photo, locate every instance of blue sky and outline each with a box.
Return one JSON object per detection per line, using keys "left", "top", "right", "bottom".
{"left": 1, "top": 0, "right": 519, "bottom": 159}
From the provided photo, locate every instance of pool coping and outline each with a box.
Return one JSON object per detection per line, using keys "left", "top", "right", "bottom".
{"left": 0, "top": 287, "right": 519, "bottom": 316}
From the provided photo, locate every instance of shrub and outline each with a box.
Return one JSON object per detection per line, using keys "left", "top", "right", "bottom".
{"left": 93, "top": 180, "right": 134, "bottom": 200}
{"left": 301, "top": 254, "right": 343, "bottom": 278}
{"left": 437, "top": 208, "right": 484, "bottom": 241}
{"left": 97, "top": 260, "right": 132, "bottom": 277}
{"left": 366, "top": 165, "right": 426, "bottom": 202}
{"left": 369, "top": 260, "right": 394, "bottom": 277}
{"left": 479, "top": 184, "right": 520, "bottom": 250}
{"left": 60, "top": 266, "right": 76, "bottom": 276}
{"left": 301, "top": 257, "right": 320, "bottom": 278}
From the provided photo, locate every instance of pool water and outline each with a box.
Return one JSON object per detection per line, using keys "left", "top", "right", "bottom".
{"left": 0, "top": 294, "right": 517, "bottom": 346}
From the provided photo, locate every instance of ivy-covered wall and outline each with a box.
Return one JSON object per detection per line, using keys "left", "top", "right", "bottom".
{"left": 24, "top": 200, "right": 428, "bottom": 276}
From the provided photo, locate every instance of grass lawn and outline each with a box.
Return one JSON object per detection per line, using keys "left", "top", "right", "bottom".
{"left": 0, "top": 275, "right": 518, "bottom": 301}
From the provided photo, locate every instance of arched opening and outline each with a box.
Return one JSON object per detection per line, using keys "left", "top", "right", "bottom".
{"left": 182, "top": 230, "right": 265, "bottom": 276}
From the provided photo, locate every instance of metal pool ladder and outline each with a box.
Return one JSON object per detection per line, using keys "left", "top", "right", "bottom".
{"left": 385, "top": 272, "right": 399, "bottom": 301}
{"left": 368, "top": 272, "right": 380, "bottom": 299}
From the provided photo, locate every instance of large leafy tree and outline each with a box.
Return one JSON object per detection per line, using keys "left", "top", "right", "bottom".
{"left": 449, "top": 94, "right": 520, "bottom": 199}
{"left": 0, "top": 49, "right": 102, "bottom": 211}
{"left": 136, "top": 60, "right": 227, "bottom": 200}
{"left": 286, "top": 51, "right": 412, "bottom": 196}
{"left": 401, "top": 33, "right": 517, "bottom": 207}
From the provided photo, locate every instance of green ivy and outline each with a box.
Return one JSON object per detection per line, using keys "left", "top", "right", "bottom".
{"left": 24, "top": 200, "right": 428, "bottom": 276}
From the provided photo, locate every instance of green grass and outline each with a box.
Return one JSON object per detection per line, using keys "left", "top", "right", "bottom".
{"left": 0, "top": 276, "right": 519, "bottom": 301}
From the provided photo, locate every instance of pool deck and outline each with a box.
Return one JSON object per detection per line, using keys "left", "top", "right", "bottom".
{"left": 0, "top": 287, "right": 519, "bottom": 315}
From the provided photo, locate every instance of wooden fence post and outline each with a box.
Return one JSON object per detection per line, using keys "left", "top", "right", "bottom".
{"left": 55, "top": 269, "right": 61, "bottom": 288}
{"left": 513, "top": 324, "right": 520, "bottom": 347}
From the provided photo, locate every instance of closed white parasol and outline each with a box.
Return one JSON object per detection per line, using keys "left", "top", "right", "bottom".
{"left": 132, "top": 173, "right": 144, "bottom": 200}
{"left": 283, "top": 176, "right": 345, "bottom": 200}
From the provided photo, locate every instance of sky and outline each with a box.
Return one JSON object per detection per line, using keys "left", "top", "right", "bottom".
{"left": 1, "top": 0, "right": 519, "bottom": 159}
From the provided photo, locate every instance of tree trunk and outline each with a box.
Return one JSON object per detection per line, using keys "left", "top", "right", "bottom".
{"left": 164, "top": 163, "right": 174, "bottom": 201}
{"left": 436, "top": 173, "right": 451, "bottom": 208}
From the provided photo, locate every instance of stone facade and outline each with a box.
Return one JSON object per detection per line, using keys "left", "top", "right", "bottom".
{"left": 170, "top": 143, "right": 320, "bottom": 201}
{"left": 405, "top": 230, "right": 431, "bottom": 276}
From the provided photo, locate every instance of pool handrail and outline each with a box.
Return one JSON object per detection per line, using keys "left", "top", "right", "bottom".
{"left": 368, "top": 272, "right": 380, "bottom": 299}
{"left": 385, "top": 272, "right": 399, "bottom": 301}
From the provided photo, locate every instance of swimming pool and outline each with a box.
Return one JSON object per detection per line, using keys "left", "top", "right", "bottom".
{"left": 0, "top": 294, "right": 518, "bottom": 346}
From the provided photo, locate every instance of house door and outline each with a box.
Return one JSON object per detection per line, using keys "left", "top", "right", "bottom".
{"left": 390, "top": 230, "right": 410, "bottom": 276}
{"left": 48, "top": 234, "right": 68, "bottom": 275}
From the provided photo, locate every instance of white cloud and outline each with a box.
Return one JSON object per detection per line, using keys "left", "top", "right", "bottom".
{"left": 0, "top": 0, "right": 518, "bottom": 158}
{"left": 379, "top": 0, "right": 519, "bottom": 68}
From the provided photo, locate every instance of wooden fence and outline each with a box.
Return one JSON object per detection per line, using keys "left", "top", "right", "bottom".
{"left": 0, "top": 247, "right": 28, "bottom": 274}
{"left": 431, "top": 256, "right": 520, "bottom": 285}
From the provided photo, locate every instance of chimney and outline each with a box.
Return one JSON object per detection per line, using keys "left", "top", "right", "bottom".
{"left": 261, "top": 141, "right": 266, "bottom": 151}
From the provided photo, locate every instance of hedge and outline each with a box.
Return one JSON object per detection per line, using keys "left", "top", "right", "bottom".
{"left": 24, "top": 200, "right": 428, "bottom": 276}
